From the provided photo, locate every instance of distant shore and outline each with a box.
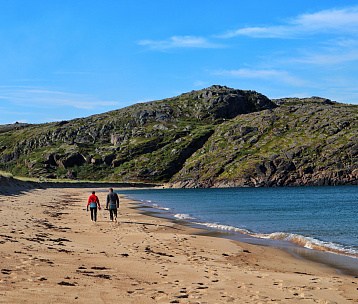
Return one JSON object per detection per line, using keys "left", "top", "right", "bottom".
{"left": 0, "top": 180, "right": 357, "bottom": 303}
{"left": 0, "top": 175, "right": 160, "bottom": 195}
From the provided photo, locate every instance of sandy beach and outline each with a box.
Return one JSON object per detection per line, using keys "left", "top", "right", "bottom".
{"left": 0, "top": 183, "right": 357, "bottom": 303}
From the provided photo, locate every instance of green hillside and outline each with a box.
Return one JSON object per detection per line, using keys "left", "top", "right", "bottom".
{"left": 0, "top": 86, "right": 357, "bottom": 187}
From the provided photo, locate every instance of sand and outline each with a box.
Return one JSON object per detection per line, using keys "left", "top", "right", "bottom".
{"left": 0, "top": 184, "right": 357, "bottom": 304}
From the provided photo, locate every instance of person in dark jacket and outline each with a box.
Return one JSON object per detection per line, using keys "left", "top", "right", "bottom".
{"left": 87, "top": 191, "right": 101, "bottom": 222}
{"left": 106, "top": 188, "right": 119, "bottom": 221}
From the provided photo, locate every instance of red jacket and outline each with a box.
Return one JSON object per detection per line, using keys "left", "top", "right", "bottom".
{"left": 87, "top": 194, "right": 101, "bottom": 209}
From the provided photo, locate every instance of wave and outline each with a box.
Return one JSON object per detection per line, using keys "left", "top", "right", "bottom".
{"left": 194, "top": 222, "right": 251, "bottom": 235}
{"left": 174, "top": 214, "right": 196, "bottom": 220}
{"left": 151, "top": 203, "right": 170, "bottom": 211}
{"left": 194, "top": 222, "right": 357, "bottom": 258}
{"left": 258, "top": 232, "right": 358, "bottom": 257}
{"left": 140, "top": 200, "right": 170, "bottom": 211}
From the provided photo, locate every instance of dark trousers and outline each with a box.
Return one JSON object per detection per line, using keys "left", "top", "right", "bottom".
{"left": 109, "top": 208, "right": 117, "bottom": 221}
{"left": 90, "top": 207, "right": 98, "bottom": 221}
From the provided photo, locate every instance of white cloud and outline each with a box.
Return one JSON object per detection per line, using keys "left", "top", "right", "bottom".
{"left": 0, "top": 86, "right": 119, "bottom": 110}
{"left": 213, "top": 68, "right": 306, "bottom": 86}
{"left": 295, "top": 6, "right": 358, "bottom": 33}
{"left": 221, "top": 6, "right": 358, "bottom": 38}
{"left": 279, "top": 38, "right": 358, "bottom": 66}
{"left": 221, "top": 26, "right": 293, "bottom": 39}
{"left": 138, "top": 35, "right": 224, "bottom": 50}
{"left": 292, "top": 50, "right": 358, "bottom": 65}
{"left": 334, "top": 38, "right": 358, "bottom": 48}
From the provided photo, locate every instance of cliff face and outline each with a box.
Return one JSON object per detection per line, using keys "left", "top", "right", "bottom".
{"left": 0, "top": 86, "right": 357, "bottom": 187}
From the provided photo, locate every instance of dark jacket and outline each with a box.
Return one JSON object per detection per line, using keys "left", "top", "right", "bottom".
{"left": 106, "top": 192, "right": 119, "bottom": 210}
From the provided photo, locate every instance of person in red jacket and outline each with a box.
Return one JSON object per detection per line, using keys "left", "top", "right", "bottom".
{"left": 87, "top": 191, "right": 101, "bottom": 222}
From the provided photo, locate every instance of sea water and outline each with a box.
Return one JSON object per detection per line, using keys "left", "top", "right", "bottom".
{"left": 121, "top": 186, "right": 358, "bottom": 258}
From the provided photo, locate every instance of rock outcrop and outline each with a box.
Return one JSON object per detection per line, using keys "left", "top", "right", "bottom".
{"left": 170, "top": 98, "right": 357, "bottom": 187}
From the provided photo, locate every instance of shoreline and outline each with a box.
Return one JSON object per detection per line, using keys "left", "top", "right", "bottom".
{"left": 0, "top": 184, "right": 357, "bottom": 303}
{"left": 133, "top": 200, "right": 358, "bottom": 277}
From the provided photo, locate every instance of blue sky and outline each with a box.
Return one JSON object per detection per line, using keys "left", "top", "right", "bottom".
{"left": 0, "top": 0, "right": 357, "bottom": 124}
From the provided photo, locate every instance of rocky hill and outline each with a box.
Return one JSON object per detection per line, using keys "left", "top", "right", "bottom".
{"left": 0, "top": 85, "right": 357, "bottom": 187}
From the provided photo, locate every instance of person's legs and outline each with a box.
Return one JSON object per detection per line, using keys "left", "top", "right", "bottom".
{"left": 113, "top": 209, "right": 118, "bottom": 221}
{"left": 93, "top": 207, "right": 97, "bottom": 222}
{"left": 90, "top": 208, "right": 95, "bottom": 221}
{"left": 109, "top": 209, "right": 114, "bottom": 221}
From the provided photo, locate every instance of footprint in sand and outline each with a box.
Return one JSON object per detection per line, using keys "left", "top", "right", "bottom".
{"left": 58, "top": 281, "right": 77, "bottom": 286}
{"left": 150, "top": 290, "right": 168, "bottom": 301}
{"left": 1, "top": 269, "right": 12, "bottom": 275}
{"left": 273, "top": 280, "right": 283, "bottom": 288}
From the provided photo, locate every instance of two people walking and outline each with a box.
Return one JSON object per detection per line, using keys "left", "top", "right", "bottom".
{"left": 86, "top": 188, "right": 119, "bottom": 222}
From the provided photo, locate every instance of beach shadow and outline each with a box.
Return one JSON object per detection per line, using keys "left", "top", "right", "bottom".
{"left": 0, "top": 177, "right": 37, "bottom": 196}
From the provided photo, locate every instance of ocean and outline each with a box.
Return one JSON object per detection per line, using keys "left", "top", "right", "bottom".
{"left": 120, "top": 185, "right": 358, "bottom": 272}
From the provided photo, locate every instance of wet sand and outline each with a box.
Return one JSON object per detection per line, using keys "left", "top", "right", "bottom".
{"left": 0, "top": 185, "right": 357, "bottom": 303}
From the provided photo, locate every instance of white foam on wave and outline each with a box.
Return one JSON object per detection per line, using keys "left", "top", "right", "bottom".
{"left": 142, "top": 201, "right": 170, "bottom": 211}
{"left": 257, "top": 232, "right": 358, "bottom": 257}
{"left": 174, "top": 214, "right": 196, "bottom": 220}
{"left": 195, "top": 223, "right": 358, "bottom": 258}
{"left": 195, "top": 222, "right": 251, "bottom": 235}
{"left": 151, "top": 204, "right": 170, "bottom": 211}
